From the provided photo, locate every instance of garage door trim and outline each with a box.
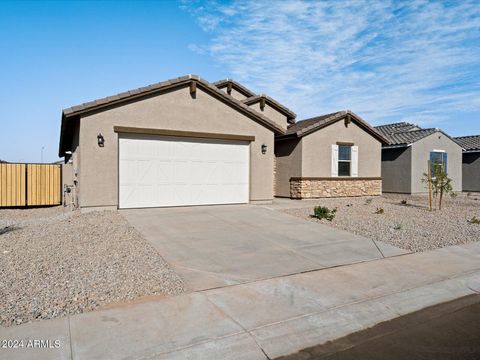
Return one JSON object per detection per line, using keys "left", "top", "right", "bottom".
{"left": 114, "top": 126, "right": 255, "bottom": 142}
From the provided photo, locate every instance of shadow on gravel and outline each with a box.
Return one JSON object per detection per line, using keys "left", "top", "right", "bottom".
{"left": 0, "top": 226, "right": 19, "bottom": 235}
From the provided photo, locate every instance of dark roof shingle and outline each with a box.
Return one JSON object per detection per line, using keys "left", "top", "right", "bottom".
{"left": 454, "top": 135, "right": 480, "bottom": 152}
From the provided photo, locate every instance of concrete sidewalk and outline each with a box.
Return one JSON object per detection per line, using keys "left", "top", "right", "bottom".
{"left": 2, "top": 242, "right": 480, "bottom": 360}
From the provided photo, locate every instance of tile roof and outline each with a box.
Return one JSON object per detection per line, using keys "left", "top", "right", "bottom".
{"left": 59, "top": 75, "right": 286, "bottom": 156}
{"left": 212, "top": 79, "right": 256, "bottom": 98}
{"left": 374, "top": 122, "right": 460, "bottom": 148}
{"left": 454, "top": 135, "right": 480, "bottom": 152}
{"left": 242, "top": 94, "right": 297, "bottom": 122}
{"left": 282, "top": 110, "right": 388, "bottom": 143}
{"left": 374, "top": 122, "right": 422, "bottom": 136}
{"left": 381, "top": 128, "right": 438, "bottom": 146}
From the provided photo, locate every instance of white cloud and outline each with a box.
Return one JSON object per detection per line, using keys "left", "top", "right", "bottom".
{"left": 184, "top": 0, "right": 480, "bottom": 126}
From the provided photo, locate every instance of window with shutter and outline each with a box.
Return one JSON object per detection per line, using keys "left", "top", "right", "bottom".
{"left": 331, "top": 145, "right": 339, "bottom": 177}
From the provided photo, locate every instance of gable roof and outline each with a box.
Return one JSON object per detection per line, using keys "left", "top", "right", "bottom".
{"left": 59, "top": 75, "right": 286, "bottom": 157}
{"left": 212, "top": 79, "right": 256, "bottom": 98}
{"left": 374, "top": 122, "right": 459, "bottom": 148}
{"left": 242, "top": 94, "right": 297, "bottom": 123}
{"left": 454, "top": 135, "right": 480, "bottom": 152}
{"left": 280, "top": 110, "right": 388, "bottom": 144}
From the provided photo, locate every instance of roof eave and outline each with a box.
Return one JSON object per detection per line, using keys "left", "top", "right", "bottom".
{"left": 296, "top": 111, "right": 390, "bottom": 145}
{"left": 243, "top": 96, "right": 297, "bottom": 120}
{"left": 59, "top": 76, "right": 286, "bottom": 156}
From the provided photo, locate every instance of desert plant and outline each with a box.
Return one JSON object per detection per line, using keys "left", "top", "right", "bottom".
{"left": 468, "top": 216, "right": 480, "bottom": 225}
{"left": 393, "top": 223, "right": 402, "bottom": 230}
{"left": 312, "top": 206, "right": 337, "bottom": 221}
{"left": 422, "top": 165, "right": 454, "bottom": 210}
{"left": 400, "top": 200, "right": 408, "bottom": 205}
{"left": 365, "top": 198, "right": 373, "bottom": 205}
{"left": 375, "top": 207, "right": 384, "bottom": 214}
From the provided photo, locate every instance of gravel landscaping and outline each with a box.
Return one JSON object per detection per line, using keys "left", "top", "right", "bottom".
{"left": 283, "top": 193, "right": 480, "bottom": 252}
{"left": 0, "top": 207, "right": 185, "bottom": 327}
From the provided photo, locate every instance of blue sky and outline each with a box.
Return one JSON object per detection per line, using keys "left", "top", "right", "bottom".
{"left": 1, "top": 0, "right": 479, "bottom": 163}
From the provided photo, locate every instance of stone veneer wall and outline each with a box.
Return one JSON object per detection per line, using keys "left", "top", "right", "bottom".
{"left": 290, "top": 178, "right": 382, "bottom": 199}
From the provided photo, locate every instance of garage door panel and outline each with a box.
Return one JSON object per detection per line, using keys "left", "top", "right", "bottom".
{"left": 119, "top": 135, "right": 249, "bottom": 208}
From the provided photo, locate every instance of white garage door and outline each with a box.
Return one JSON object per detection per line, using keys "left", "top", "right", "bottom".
{"left": 119, "top": 134, "right": 250, "bottom": 209}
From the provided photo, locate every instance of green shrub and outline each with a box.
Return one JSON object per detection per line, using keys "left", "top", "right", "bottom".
{"left": 394, "top": 223, "right": 402, "bottom": 230}
{"left": 400, "top": 200, "right": 408, "bottom": 205}
{"left": 312, "top": 206, "right": 337, "bottom": 221}
{"left": 375, "top": 207, "right": 384, "bottom": 214}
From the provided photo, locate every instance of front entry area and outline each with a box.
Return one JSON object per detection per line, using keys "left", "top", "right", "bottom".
{"left": 118, "top": 134, "right": 250, "bottom": 209}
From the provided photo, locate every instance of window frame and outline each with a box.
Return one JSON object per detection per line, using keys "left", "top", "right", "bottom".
{"left": 430, "top": 150, "right": 447, "bottom": 177}
{"left": 337, "top": 144, "right": 352, "bottom": 177}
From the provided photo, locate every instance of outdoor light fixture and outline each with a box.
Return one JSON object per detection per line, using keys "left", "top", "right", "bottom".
{"left": 97, "top": 133, "right": 105, "bottom": 147}
{"left": 261, "top": 144, "right": 267, "bottom": 154}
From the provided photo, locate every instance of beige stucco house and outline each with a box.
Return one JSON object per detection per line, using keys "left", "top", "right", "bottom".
{"left": 59, "top": 75, "right": 388, "bottom": 209}
{"left": 275, "top": 111, "right": 388, "bottom": 199}
{"left": 375, "top": 122, "right": 463, "bottom": 194}
{"left": 59, "top": 75, "right": 287, "bottom": 210}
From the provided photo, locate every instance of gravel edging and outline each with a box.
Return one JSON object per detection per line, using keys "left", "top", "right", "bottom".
{"left": 282, "top": 194, "right": 480, "bottom": 252}
{"left": 0, "top": 209, "right": 185, "bottom": 327}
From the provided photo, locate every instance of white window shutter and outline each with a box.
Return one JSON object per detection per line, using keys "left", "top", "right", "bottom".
{"left": 331, "top": 145, "right": 339, "bottom": 177}
{"left": 351, "top": 146, "right": 359, "bottom": 177}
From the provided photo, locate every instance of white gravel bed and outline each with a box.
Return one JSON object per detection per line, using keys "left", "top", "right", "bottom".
{"left": 282, "top": 193, "right": 480, "bottom": 253}
{"left": 0, "top": 209, "right": 185, "bottom": 327}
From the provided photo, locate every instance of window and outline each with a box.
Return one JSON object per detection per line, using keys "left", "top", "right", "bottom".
{"left": 332, "top": 144, "right": 358, "bottom": 177}
{"left": 430, "top": 151, "right": 448, "bottom": 177}
{"left": 338, "top": 145, "right": 351, "bottom": 176}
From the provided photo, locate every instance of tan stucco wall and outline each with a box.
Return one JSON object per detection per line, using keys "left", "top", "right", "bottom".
{"left": 77, "top": 85, "right": 275, "bottom": 208}
{"left": 411, "top": 132, "right": 463, "bottom": 193}
{"left": 274, "top": 138, "right": 302, "bottom": 197}
{"left": 248, "top": 102, "right": 289, "bottom": 130}
{"left": 301, "top": 120, "right": 382, "bottom": 177}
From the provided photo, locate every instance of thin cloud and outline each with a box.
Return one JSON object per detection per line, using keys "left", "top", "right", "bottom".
{"left": 184, "top": 0, "right": 480, "bottom": 126}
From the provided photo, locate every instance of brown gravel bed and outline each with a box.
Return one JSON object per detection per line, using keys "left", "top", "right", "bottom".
{"left": 0, "top": 209, "right": 185, "bottom": 327}
{"left": 282, "top": 193, "right": 480, "bottom": 253}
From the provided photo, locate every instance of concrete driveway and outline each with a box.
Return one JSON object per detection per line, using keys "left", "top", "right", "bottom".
{"left": 123, "top": 205, "right": 407, "bottom": 291}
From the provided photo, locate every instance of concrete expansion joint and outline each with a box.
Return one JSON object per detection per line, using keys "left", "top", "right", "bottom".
{"left": 203, "top": 295, "right": 272, "bottom": 360}
{"left": 67, "top": 316, "right": 74, "bottom": 360}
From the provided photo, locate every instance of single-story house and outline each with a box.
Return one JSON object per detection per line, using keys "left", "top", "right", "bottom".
{"left": 59, "top": 75, "right": 288, "bottom": 210}
{"left": 375, "top": 122, "right": 463, "bottom": 194}
{"left": 274, "top": 111, "right": 388, "bottom": 199}
{"left": 60, "top": 75, "right": 390, "bottom": 209}
{"left": 454, "top": 135, "right": 480, "bottom": 192}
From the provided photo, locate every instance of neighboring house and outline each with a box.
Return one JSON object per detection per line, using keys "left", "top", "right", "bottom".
{"left": 59, "top": 75, "right": 287, "bottom": 210}
{"left": 275, "top": 111, "right": 388, "bottom": 199}
{"left": 454, "top": 135, "right": 480, "bottom": 192}
{"left": 375, "top": 122, "right": 463, "bottom": 194}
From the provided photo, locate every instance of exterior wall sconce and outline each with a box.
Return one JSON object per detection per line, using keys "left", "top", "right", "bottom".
{"left": 97, "top": 133, "right": 105, "bottom": 147}
{"left": 261, "top": 144, "right": 267, "bottom": 154}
